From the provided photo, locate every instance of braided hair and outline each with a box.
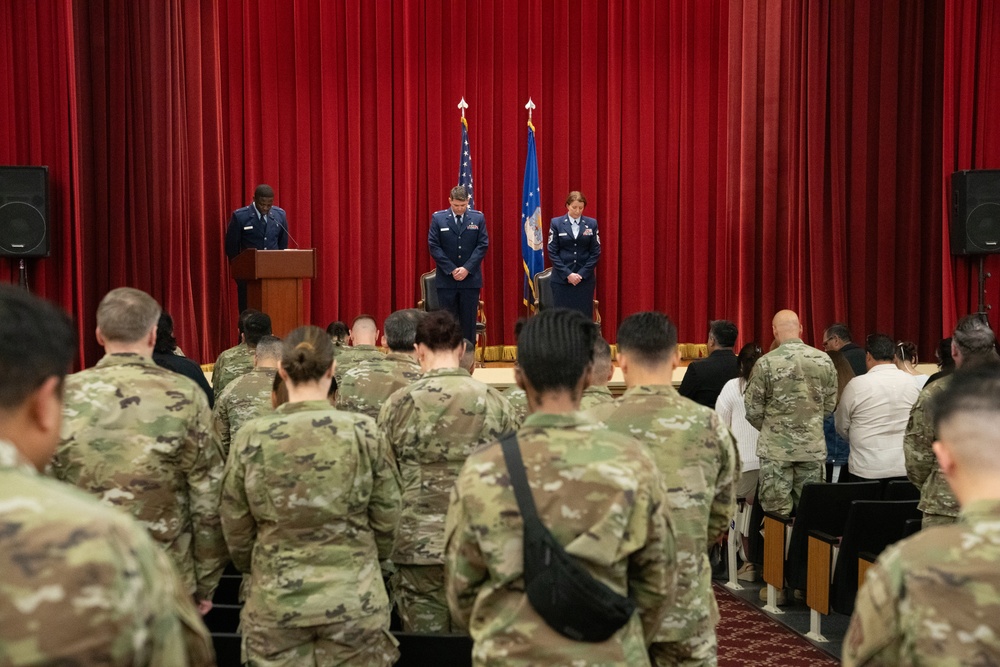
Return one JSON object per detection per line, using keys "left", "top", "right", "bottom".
{"left": 517, "top": 308, "right": 597, "bottom": 393}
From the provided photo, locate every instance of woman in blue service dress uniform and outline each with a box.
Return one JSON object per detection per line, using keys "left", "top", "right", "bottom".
{"left": 547, "top": 191, "right": 601, "bottom": 319}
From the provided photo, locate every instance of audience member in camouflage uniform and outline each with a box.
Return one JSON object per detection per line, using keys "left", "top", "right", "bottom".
{"left": 0, "top": 286, "right": 214, "bottom": 666}
{"left": 52, "top": 287, "right": 227, "bottom": 612}
{"left": 595, "top": 312, "right": 737, "bottom": 667}
{"left": 580, "top": 335, "right": 616, "bottom": 410}
{"left": 502, "top": 318, "right": 530, "bottom": 426}
{"left": 212, "top": 309, "right": 272, "bottom": 397}
{"left": 905, "top": 314, "right": 999, "bottom": 528}
{"left": 213, "top": 334, "right": 281, "bottom": 457}
{"left": 379, "top": 310, "right": 517, "bottom": 632}
{"left": 744, "top": 310, "right": 837, "bottom": 516}
{"left": 334, "top": 314, "right": 386, "bottom": 384}
{"left": 336, "top": 309, "right": 423, "bottom": 420}
{"left": 221, "top": 325, "right": 401, "bottom": 666}
{"left": 446, "top": 308, "right": 677, "bottom": 666}
{"left": 844, "top": 363, "right": 1000, "bottom": 666}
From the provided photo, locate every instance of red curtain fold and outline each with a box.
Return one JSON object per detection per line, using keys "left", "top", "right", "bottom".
{"left": 941, "top": 0, "right": 1000, "bottom": 331}
{"left": 0, "top": 0, "right": 979, "bottom": 366}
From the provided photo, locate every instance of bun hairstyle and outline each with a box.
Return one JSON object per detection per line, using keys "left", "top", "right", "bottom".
{"left": 415, "top": 310, "right": 464, "bottom": 352}
{"left": 894, "top": 341, "right": 918, "bottom": 364}
{"left": 281, "top": 325, "right": 335, "bottom": 384}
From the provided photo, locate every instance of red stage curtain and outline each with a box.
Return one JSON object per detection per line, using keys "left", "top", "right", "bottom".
{"left": 941, "top": 0, "right": 1000, "bottom": 330}
{"left": 0, "top": 0, "right": 975, "bottom": 365}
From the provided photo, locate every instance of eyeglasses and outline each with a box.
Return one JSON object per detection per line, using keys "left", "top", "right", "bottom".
{"left": 823, "top": 337, "right": 836, "bottom": 347}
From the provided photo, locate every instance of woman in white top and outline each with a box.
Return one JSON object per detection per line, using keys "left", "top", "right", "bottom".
{"left": 715, "top": 342, "right": 762, "bottom": 581}
{"left": 893, "top": 340, "right": 929, "bottom": 389}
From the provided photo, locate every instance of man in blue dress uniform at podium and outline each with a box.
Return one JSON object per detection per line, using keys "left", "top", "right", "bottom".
{"left": 225, "top": 184, "right": 289, "bottom": 314}
{"left": 427, "top": 185, "right": 489, "bottom": 344}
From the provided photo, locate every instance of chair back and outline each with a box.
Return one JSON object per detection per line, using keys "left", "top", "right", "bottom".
{"left": 901, "top": 517, "right": 922, "bottom": 539}
{"left": 830, "top": 499, "right": 921, "bottom": 615}
{"left": 534, "top": 267, "right": 554, "bottom": 310}
{"left": 785, "top": 481, "right": 882, "bottom": 590}
{"left": 883, "top": 479, "right": 920, "bottom": 501}
{"left": 420, "top": 270, "right": 439, "bottom": 311}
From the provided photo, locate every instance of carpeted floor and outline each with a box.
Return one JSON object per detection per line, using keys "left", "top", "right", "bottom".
{"left": 715, "top": 584, "right": 840, "bottom": 666}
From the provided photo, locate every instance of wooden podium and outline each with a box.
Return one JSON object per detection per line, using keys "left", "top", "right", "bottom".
{"left": 231, "top": 249, "right": 316, "bottom": 337}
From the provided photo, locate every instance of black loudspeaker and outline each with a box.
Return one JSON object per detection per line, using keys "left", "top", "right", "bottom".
{"left": 952, "top": 169, "right": 1000, "bottom": 255}
{"left": 0, "top": 166, "right": 49, "bottom": 258}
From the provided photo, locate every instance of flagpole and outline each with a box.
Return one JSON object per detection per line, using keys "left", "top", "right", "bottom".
{"left": 521, "top": 98, "right": 544, "bottom": 313}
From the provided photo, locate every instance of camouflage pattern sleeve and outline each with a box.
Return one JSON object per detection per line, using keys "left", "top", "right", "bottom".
{"left": 443, "top": 483, "right": 488, "bottom": 630}
{"left": 743, "top": 361, "right": 768, "bottom": 431}
{"left": 707, "top": 419, "right": 739, "bottom": 543}
{"left": 360, "top": 418, "right": 402, "bottom": 562}
{"left": 210, "top": 356, "right": 225, "bottom": 395}
{"left": 842, "top": 548, "right": 903, "bottom": 666}
{"left": 213, "top": 383, "right": 234, "bottom": 458}
{"left": 822, "top": 359, "right": 838, "bottom": 414}
{"left": 220, "top": 428, "right": 256, "bottom": 573}
{"left": 184, "top": 393, "right": 229, "bottom": 599}
{"left": 628, "top": 465, "right": 677, "bottom": 643}
{"left": 903, "top": 383, "right": 938, "bottom": 489}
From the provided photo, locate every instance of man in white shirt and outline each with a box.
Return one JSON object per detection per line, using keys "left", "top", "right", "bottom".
{"left": 835, "top": 333, "right": 920, "bottom": 482}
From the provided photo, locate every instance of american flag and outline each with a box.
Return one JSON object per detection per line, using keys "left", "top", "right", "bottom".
{"left": 521, "top": 121, "right": 544, "bottom": 309}
{"left": 458, "top": 117, "right": 475, "bottom": 210}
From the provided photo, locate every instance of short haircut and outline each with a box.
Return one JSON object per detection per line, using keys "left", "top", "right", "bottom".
{"left": 254, "top": 335, "right": 283, "bottom": 361}
{"left": 243, "top": 312, "right": 273, "bottom": 347}
{"left": 96, "top": 287, "right": 161, "bottom": 343}
{"left": 953, "top": 314, "right": 996, "bottom": 356}
{"left": 239, "top": 309, "right": 261, "bottom": 334}
{"left": 384, "top": 309, "right": 423, "bottom": 351}
{"left": 709, "top": 320, "right": 738, "bottom": 348}
{"left": 352, "top": 314, "right": 377, "bottom": 330}
{"left": 565, "top": 191, "right": 587, "bottom": 207}
{"left": 894, "top": 341, "right": 918, "bottom": 364}
{"left": 825, "top": 323, "right": 853, "bottom": 342}
{"left": 591, "top": 336, "right": 613, "bottom": 381}
{"left": 865, "top": 333, "right": 895, "bottom": 362}
{"left": 513, "top": 317, "right": 528, "bottom": 341}
{"left": 254, "top": 184, "right": 275, "bottom": 199}
{"left": 937, "top": 337, "right": 955, "bottom": 370}
{"left": 930, "top": 362, "right": 1000, "bottom": 470}
{"left": 0, "top": 286, "right": 75, "bottom": 409}
{"left": 281, "top": 326, "right": 335, "bottom": 385}
{"left": 326, "top": 321, "right": 349, "bottom": 342}
{"left": 154, "top": 312, "right": 177, "bottom": 355}
{"left": 449, "top": 185, "right": 469, "bottom": 201}
{"left": 415, "top": 310, "right": 464, "bottom": 352}
{"left": 616, "top": 311, "right": 678, "bottom": 365}
{"left": 518, "top": 308, "right": 597, "bottom": 393}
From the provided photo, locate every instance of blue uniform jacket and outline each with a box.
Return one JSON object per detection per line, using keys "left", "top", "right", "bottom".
{"left": 427, "top": 208, "right": 489, "bottom": 289}
{"left": 225, "top": 204, "right": 289, "bottom": 260}
{"left": 547, "top": 215, "right": 601, "bottom": 282}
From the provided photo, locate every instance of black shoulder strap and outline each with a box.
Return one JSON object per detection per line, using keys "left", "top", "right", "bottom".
{"left": 499, "top": 432, "right": 541, "bottom": 527}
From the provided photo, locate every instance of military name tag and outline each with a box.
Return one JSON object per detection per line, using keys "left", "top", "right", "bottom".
{"left": 243, "top": 226, "right": 253, "bottom": 230}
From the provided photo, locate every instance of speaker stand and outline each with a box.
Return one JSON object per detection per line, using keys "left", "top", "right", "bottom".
{"left": 18, "top": 258, "right": 29, "bottom": 292}
{"left": 978, "top": 255, "right": 992, "bottom": 320}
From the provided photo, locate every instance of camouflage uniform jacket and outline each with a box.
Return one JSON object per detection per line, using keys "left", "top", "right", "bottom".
{"left": 502, "top": 385, "right": 529, "bottom": 426}
{"left": 335, "top": 352, "right": 422, "bottom": 420}
{"left": 334, "top": 344, "right": 386, "bottom": 384}
{"left": 445, "top": 411, "right": 677, "bottom": 666}
{"left": 843, "top": 498, "right": 1000, "bottom": 666}
{"left": 744, "top": 339, "right": 838, "bottom": 462}
{"left": 597, "top": 384, "right": 738, "bottom": 642}
{"left": 213, "top": 367, "right": 276, "bottom": 458}
{"left": 903, "top": 375, "right": 958, "bottom": 518}
{"left": 0, "top": 439, "right": 214, "bottom": 666}
{"left": 53, "top": 353, "right": 227, "bottom": 601}
{"left": 580, "top": 384, "right": 615, "bottom": 411}
{"left": 221, "top": 400, "right": 401, "bottom": 627}
{"left": 379, "top": 367, "right": 517, "bottom": 565}
{"left": 212, "top": 342, "right": 254, "bottom": 397}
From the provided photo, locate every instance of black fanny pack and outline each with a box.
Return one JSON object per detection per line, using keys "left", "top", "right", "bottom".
{"left": 500, "top": 433, "right": 636, "bottom": 643}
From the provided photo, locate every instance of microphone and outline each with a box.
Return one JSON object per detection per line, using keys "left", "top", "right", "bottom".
{"left": 265, "top": 213, "right": 299, "bottom": 248}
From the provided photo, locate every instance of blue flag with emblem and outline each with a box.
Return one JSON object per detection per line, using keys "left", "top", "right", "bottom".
{"left": 521, "top": 121, "right": 544, "bottom": 309}
{"left": 458, "top": 117, "right": 475, "bottom": 210}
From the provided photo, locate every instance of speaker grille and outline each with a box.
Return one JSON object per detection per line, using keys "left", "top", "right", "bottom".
{"left": 968, "top": 202, "right": 1000, "bottom": 252}
{"left": 0, "top": 202, "right": 47, "bottom": 255}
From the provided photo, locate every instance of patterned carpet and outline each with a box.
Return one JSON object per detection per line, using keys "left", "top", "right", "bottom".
{"left": 715, "top": 585, "right": 840, "bottom": 666}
